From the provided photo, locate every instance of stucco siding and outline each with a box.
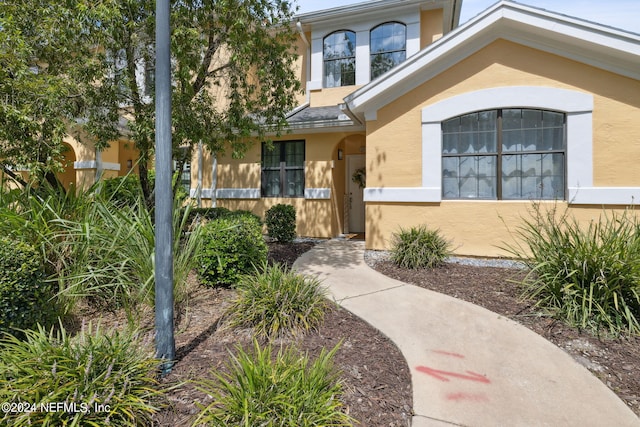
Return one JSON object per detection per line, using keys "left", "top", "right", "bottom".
{"left": 364, "top": 39, "right": 640, "bottom": 254}
{"left": 366, "top": 201, "right": 634, "bottom": 257}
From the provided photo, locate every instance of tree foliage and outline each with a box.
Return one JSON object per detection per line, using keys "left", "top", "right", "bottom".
{"left": 0, "top": 0, "right": 110, "bottom": 185}
{"left": 1, "top": 0, "right": 302, "bottom": 201}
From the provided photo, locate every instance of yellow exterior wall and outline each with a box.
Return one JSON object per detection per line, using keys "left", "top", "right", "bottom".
{"left": 293, "top": 32, "right": 310, "bottom": 106}
{"left": 365, "top": 39, "right": 640, "bottom": 255}
{"left": 366, "top": 202, "right": 634, "bottom": 257}
{"left": 310, "top": 86, "right": 362, "bottom": 107}
{"left": 213, "top": 132, "right": 364, "bottom": 238}
{"left": 117, "top": 139, "right": 139, "bottom": 176}
{"left": 420, "top": 9, "right": 443, "bottom": 49}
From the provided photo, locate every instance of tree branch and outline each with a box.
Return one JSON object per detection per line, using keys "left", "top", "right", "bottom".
{"left": 1, "top": 165, "right": 28, "bottom": 188}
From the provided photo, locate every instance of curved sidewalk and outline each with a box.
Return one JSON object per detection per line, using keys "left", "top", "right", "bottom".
{"left": 293, "top": 239, "right": 639, "bottom": 427}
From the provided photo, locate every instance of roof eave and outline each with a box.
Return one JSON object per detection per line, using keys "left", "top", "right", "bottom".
{"left": 345, "top": 0, "right": 640, "bottom": 121}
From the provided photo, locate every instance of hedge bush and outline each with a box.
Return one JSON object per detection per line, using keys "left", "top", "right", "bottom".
{"left": 197, "top": 213, "right": 267, "bottom": 286}
{"left": 390, "top": 225, "right": 452, "bottom": 269}
{"left": 0, "top": 237, "right": 57, "bottom": 336}
{"left": 0, "top": 324, "right": 163, "bottom": 426}
{"left": 265, "top": 203, "right": 296, "bottom": 242}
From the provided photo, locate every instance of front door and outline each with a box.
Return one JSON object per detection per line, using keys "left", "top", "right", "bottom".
{"left": 347, "top": 154, "right": 365, "bottom": 233}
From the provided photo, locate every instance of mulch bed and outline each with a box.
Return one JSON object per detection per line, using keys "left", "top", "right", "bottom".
{"left": 151, "top": 241, "right": 413, "bottom": 426}
{"left": 81, "top": 240, "right": 638, "bottom": 425}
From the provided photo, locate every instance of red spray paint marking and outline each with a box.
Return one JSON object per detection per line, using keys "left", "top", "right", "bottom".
{"left": 431, "top": 350, "right": 465, "bottom": 359}
{"left": 416, "top": 366, "right": 491, "bottom": 384}
{"left": 446, "top": 392, "right": 489, "bottom": 402}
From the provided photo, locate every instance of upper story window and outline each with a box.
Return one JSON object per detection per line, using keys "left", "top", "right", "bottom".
{"left": 442, "top": 109, "right": 565, "bottom": 200}
{"left": 323, "top": 30, "right": 356, "bottom": 88}
{"left": 261, "top": 140, "right": 305, "bottom": 197}
{"left": 370, "top": 22, "right": 406, "bottom": 80}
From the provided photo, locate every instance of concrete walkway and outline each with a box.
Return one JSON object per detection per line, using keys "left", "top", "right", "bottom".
{"left": 293, "top": 239, "right": 640, "bottom": 427}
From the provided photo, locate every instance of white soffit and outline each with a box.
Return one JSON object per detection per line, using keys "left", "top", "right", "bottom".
{"left": 344, "top": 0, "right": 640, "bottom": 121}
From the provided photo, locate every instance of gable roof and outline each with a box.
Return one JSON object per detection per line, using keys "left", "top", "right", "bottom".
{"left": 343, "top": 0, "right": 640, "bottom": 122}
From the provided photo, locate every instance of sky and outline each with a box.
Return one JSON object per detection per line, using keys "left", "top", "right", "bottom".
{"left": 295, "top": 0, "right": 640, "bottom": 34}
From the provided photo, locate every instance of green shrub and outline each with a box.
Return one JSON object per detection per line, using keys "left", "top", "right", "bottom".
{"left": 0, "top": 237, "right": 57, "bottom": 336}
{"left": 100, "top": 174, "right": 143, "bottom": 208}
{"left": 390, "top": 225, "right": 452, "bottom": 269}
{"left": 0, "top": 323, "right": 163, "bottom": 426}
{"left": 503, "top": 205, "right": 640, "bottom": 336}
{"left": 193, "top": 340, "right": 352, "bottom": 427}
{"left": 197, "top": 214, "right": 267, "bottom": 286}
{"left": 226, "top": 263, "right": 328, "bottom": 338}
{"left": 265, "top": 203, "right": 296, "bottom": 242}
{"left": 185, "top": 207, "right": 231, "bottom": 225}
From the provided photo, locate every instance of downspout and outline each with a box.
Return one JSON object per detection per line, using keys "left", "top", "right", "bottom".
{"left": 95, "top": 149, "right": 103, "bottom": 183}
{"left": 211, "top": 153, "right": 217, "bottom": 208}
{"left": 197, "top": 141, "right": 203, "bottom": 208}
{"left": 296, "top": 20, "right": 311, "bottom": 104}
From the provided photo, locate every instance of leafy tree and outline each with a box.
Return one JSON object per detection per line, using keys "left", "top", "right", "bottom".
{"left": 0, "top": 0, "right": 110, "bottom": 187}
{"left": 2, "top": 0, "right": 302, "bottom": 203}
{"left": 87, "top": 0, "right": 302, "bottom": 204}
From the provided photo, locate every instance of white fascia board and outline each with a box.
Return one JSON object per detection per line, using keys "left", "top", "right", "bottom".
{"left": 297, "top": 0, "right": 431, "bottom": 27}
{"left": 345, "top": 1, "right": 640, "bottom": 120}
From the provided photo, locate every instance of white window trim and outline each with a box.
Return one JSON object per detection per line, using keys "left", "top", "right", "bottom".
{"left": 191, "top": 187, "right": 330, "bottom": 200}
{"left": 309, "top": 11, "right": 420, "bottom": 89}
{"left": 365, "top": 86, "right": 640, "bottom": 204}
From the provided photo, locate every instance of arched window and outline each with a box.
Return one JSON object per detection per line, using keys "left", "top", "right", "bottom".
{"left": 323, "top": 30, "right": 356, "bottom": 88}
{"left": 442, "top": 109, "right": 565, "bottom": 200}
{"left": 370, "top": 22, "right": 406, "bottom": 79}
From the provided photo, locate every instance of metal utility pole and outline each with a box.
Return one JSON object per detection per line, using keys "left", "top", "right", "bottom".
{"left": 155, "top": 0, "right": 175, "bottom": 375}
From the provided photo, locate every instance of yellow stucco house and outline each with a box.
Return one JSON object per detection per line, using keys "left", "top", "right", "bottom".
{"left": 57, "top": 0, "right": 640, "bottom": 256}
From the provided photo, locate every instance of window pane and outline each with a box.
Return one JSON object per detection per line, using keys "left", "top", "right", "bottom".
{"left": 542, "top": 111, "right": 564, "bottom": 151}
{"left": 442, "top": 157, "right": 459, "bottom": 198}
{"left": 502, "top": 109, "right": 521, "bottom": 130}
{"left": 324, "top": 31, "right": 355, "bottom": 87}
{"left": 541, "top": 153, "right": 565, "bottom": 199}
{"left": 285, "top": 141, "right": 304, "bottom": 166}
{"left": 502, "top": 153, "right": 564, "bottom": 199}
{"left": 286, "top": 169, "right": 304, "bottom": 197}
{"left": 263, "top": 143, "right": 281, "bottom": 168}
{"left": 443, "top": 133, "right": 458, "bottom": 154}
{"left": 370, "top": 23, "right": 406, "bottom": 78}
{"left": 442, "top": 117, "right": 459, "bottom": 154}
{"left": 262, "top": 140, "right": 305, "bottom": 197}
{"left": 263, "top": 170, "right": 281, "bottom": 197}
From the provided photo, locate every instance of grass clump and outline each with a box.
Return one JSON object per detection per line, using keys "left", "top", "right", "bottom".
{"left": 0, "top": 323, "right": 163, "bottom": 426}
{"left": 226, "top": 263, "right": 328, "bottom": 338}
{"left": 390, "top": 225, "right": 451, "bottom": 269}
{"left": 193, "top": 340, "right": 352, "bottom": 427}
{"left": 504, "top": 204, "right": 640, "bottom": 336}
